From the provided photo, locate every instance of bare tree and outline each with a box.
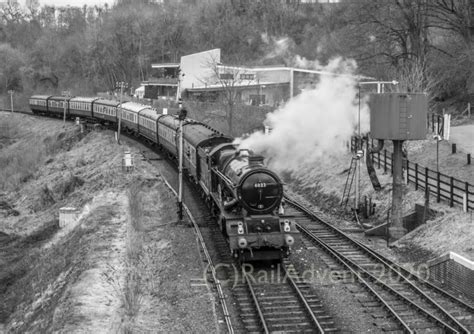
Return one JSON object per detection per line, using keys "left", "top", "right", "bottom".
{"left": 427, "top": 0, "right": 472, "bottom": 44}
{"left": 204, "top": 56, "right": 255, "bottom": 136}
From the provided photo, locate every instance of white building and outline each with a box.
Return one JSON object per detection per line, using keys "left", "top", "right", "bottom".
{"left": 144, "top": 48, "right": 372, "bottom": 107}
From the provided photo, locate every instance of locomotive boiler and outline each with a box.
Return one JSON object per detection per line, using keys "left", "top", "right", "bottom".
{"left": 212, "top": 147, "right": 299, "bottom": 261}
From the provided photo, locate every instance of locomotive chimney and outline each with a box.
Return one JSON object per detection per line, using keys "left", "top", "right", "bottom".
{"left": 248, "top": 155, "right": 264, "bottom": 166}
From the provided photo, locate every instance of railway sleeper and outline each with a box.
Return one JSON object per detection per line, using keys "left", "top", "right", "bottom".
{"left": 307, "top": 232, "right": 337, "bottom": 237}
{"left": 266, "top": 321, "right": 317, "bottom": 331}
{"left": 314, "top": 237, "right": 343, "bottom": 242}
{"left": 379, "top": 323, "right": 405, "bottom": 332}
{"left": 406, "top": 319, "right": 446, "bottom": 330}
{"left": 260, "top": 310, "right": 309, "bottom": 317}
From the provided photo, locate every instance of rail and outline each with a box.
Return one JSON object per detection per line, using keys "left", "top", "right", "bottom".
{"left": 244, "top": 274, "right": 270, "bottom": 334}
{"left": 281, "top": 264, "right": 328, "bottom": 333}
{"left": 154, "top": 160, "right": 235, "bottom": 334}
{"left": 297, "top": 223, "right": 460, "bottom": 333}
{"left": 286, "top": 195, "right": 474, "bottom": 333}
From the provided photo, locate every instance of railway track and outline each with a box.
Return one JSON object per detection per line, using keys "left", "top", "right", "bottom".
{"left": 14, "top": 111, "right": 473, "bottom": 333}
{"left": 140, "top": 149, "right": 238, "bottom": 333}
{"left": 234, "top": 261, "right": 337, "bottom": 333}
{"left": 285, "top": 195, "right": 474, "bottom": 333}
{"left": 140, "top": 149, "right": 339, "bottom": 333}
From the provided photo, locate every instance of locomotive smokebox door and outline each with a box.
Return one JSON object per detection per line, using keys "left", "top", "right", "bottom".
{"left": 369, "top": 93, "right": 428, "bottom": 140}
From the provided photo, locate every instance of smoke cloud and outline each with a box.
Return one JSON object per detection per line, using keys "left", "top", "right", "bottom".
{"left": 235, "top": 58, "right": 370, "bottom": 173}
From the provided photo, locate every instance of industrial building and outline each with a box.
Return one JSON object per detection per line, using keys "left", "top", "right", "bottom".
{"left": 140, "top": 48, "right": 352, "bottom": 107}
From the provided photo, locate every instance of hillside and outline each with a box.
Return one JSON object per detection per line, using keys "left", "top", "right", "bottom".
{"left": 0, "top": 111, "right": 472, "bottom": 331}
{"left": 286, "top": 125, "right": 474, "bottom": 266}
{"left": 0, "top": 113, "right": 216, "bottom": 333}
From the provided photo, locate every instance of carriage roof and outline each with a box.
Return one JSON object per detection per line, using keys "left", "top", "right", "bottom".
{"left": 120, "top": 102, "right": 150, "bottom": 113}
{"left": 139, "top": 108, "right": 161, "bottom": 121}
{"left": 70, "top": 97, "right": 98, "bottom": 103}
{"left": 93, "top": 99, "right": 121, "bottom": 107}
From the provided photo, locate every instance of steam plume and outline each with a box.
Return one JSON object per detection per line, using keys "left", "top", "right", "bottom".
{"left": 235, "top": 58, "right": 369, "bottom": 173}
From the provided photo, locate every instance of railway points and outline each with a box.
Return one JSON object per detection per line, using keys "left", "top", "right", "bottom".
{"left": 286, "top": 196, "right": 474, "bottom": 333}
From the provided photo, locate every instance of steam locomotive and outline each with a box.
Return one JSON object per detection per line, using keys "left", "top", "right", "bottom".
{"left": 29, "top": 95, "right": 299, "bottom": 261}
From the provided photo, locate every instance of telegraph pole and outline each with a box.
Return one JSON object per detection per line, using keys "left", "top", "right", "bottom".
{"left": 61, "top": 90, "right": 71, "bottom": 124}
{"left": 116, "top": 81, "right": 128, "bottom": 145}
{"left": 8, "top": 90, "right": 14, "bottom": 114}
{"left": 177, "top": 106, "right": 187, "bottom": 221}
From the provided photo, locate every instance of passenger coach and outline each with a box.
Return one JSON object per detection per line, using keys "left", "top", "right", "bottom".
{"left": 138, "top": 107, "right": 161, "bottom": 143}
{"left": 92, "top": 99, "right": 119, "bottom": 123}
{"left": 69, "top": 97, "right": 98, "bottom": 119}
{"left": 47, "top": 96, "right": 73, "bottom": 118}
{"left": 29, "top": 95, "right": 50, "bottom": 114}
{"left": 119, "top": 102, "right": 149, "bottom": 134}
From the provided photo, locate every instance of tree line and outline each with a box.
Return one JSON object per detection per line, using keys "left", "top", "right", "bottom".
{"left": 0, "top": 0, "right": 472, "bottom": 111}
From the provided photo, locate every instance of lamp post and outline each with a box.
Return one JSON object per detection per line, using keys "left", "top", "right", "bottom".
{"left": 177, "top": 107, "right": 187, "bottom": 221}
{"left": 61, "top": 90, "right": 71, "bottom": 124}
{"left": 7, "top": 90, "right": 14, "bottom": 114}
{"left": 116, "top": 81, "right": 128, "bottom": 145}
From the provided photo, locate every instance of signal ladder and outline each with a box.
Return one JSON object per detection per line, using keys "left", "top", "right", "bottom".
{"left": 341, "top": 157, "right": 358, "bottom": 208}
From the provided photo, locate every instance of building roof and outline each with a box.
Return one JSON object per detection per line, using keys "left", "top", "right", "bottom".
{"left": 216, "top": 64, "right": 373, "bottom": 80}
{"left": 185, "top": 82, "right": 287, "bottom": 92}
{"left": 151, "top": 63, "right": 180, "bottom": 69}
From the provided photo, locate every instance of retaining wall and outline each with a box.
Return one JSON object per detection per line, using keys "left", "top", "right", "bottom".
{"left": 427, "top": 252, "right": 474, "bottom": 300}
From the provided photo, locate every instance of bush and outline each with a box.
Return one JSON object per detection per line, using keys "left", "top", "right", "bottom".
{"left": 0, "top": 143, "right": 46, "bottom": 191}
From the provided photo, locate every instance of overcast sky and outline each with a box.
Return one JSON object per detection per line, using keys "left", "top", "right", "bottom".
{"left": 41, "top": 0, "right": 112, "bottom": 6}
{"left": 23, "top": 0, "right": 112, "bottom": 7}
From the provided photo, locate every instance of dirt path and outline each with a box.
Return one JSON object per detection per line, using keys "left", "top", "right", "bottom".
{"left": 51, "top": 192, "right": 128, "bottom": 333}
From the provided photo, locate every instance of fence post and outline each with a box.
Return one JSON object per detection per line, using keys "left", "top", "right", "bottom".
{"left": 415, "top": 163, "right": 418, "bottom": 190}
{"left": 391, "top": 152, "right": 394, "bottom": 175}
{"left": 437, "top": 171, "right": 441, "bottom": 203}
{"left": 406, "top": 160, "right": 409, "bottom": 184}
{"left": 450, "top": 177, "right": 454, "bottom": 207}
{"left": 452, "top": 143, "right": 456, "bottom": 154}
{"left": 363, "top": 196, "right": 368, "bottom": 218}
{"left": 425, "top": 167, "right": 429, "bottom": 192}
{"left": 466, "top": 182, "right": 469, "bottom": 212}
{"left": 431, "top": 114, "right": 435, "bottom": 132}
{"left": 468, "top": 154, "right": 471, "bottom": 165}
{"left": 384, "top": 150, "right": 387, "bottom": 173}
{"left": 424, "top": 186, "right": 430, "bottom": 224}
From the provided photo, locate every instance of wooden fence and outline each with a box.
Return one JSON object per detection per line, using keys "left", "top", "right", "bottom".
{"left": 370, "top": 148, "right": 473, "bottom": 212}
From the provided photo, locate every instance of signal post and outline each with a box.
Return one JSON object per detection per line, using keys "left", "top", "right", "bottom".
{"left": 116, "top": 81, "right": 128, "bottom": 145}
{"left": 177, "top": 107, "right": 187, "bottom": 221}
{"left": 8, "top": 90, "right": 14, "bottom": 114}
{"left": 62, "top": 90, "right": 71, "bottom": 124}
